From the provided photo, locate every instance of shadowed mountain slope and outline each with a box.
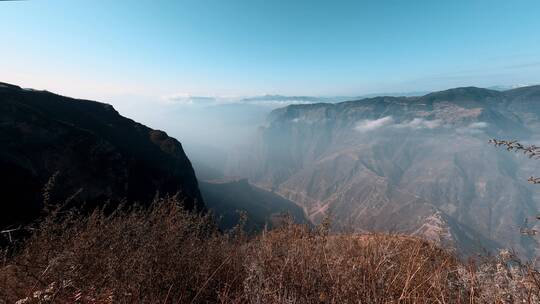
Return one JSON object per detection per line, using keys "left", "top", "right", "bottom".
{"left": 0, "top": 82, "right": 204, "bottom": 228}
{"left": 199, "top": 179, "right": 308, "bottom": 231}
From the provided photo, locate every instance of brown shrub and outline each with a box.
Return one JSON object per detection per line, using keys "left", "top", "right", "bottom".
{"left": 2, "top": 198, "right": 540, "bottom": 303}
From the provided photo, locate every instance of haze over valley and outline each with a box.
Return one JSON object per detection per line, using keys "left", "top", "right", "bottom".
{"left": 4, "top": 1, "right": 540, "bottom": 302}
{"left": 161, "top": 84, "right": 540, "bottom": 256}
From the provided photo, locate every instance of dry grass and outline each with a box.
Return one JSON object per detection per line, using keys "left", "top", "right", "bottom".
{"left": 2, "top": 198, "right": 540, "bottom": 303}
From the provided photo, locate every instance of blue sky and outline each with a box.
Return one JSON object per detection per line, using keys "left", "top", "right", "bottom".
{"left": 1, "top": 0, "right": 540, "bottom": 102}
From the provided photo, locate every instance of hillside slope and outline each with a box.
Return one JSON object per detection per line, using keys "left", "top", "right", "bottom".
{"left": 232, "top": 86, "right": 540, "bottom": 256}
{"left": 0, "top": 82, "right": 204, "bottom": 228}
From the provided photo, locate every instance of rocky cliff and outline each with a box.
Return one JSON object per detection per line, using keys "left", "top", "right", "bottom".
{"left": 0, "top": 82, "right": 204, "bottom": 228}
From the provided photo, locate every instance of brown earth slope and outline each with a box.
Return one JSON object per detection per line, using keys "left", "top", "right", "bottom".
{"left": 233, "top": 86, "right": 540, "bottom": 256}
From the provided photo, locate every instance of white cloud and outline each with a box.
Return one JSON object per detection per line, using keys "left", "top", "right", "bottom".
{"left": 353, "top": 117, "right": 489, "bottom": 135}
{"left": 160, "top": 92, "right": 346, "bottom": 107}
{"left": 394, "top": 118, "right": 442, "bottom": 130}
{"left": 456, "top": 121, "right": 489, "bottom": 134}
{"left": 161, "top": 93, "right": 217, "bottom": 105}
{"left": 160, "top": 94, "right": 327, "bottom": 108}
{"left": 354, "top": 116, "right": 444, "bottom": 133}
{"left": 468, "top": 122, "right": 488, "bottom": 129}
{"left": 354, "top": 116, "right": 394, "bottom": 132}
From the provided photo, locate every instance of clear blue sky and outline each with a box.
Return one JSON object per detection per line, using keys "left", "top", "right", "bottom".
{"left": 1, "top": 0, "right": 540, "bottom": 101}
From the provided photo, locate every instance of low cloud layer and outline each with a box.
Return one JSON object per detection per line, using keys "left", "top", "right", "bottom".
{"left": 354, "top": 116, "right": 442, "bottom": 133}
{"left": 354, "top": 116, "right": 395, "bottom": 132}
{"left": 161, "top": 94, "right": 347, "bottom": 108}
{"left": 394, "top": 118, "right": 443, "bottom": 129}
{"left": 457, "top": 122, "right": 489, "bottom": 134}
{"left": 354, "top": 116, "right": 488, "bottom": 135}
{"left": 161, "top": 94, "right": 219, "bottom": 105}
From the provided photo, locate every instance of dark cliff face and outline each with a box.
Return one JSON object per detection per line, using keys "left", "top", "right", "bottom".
{"left": 0, "top": 82, "right": 204, "bottom": 228}
{"left": 236, "top": 86, "right": 540, "bottom": 256}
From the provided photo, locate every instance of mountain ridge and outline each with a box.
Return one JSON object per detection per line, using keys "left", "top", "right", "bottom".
{"left": 232, "top": 84, "right": 540, "bottom": 256}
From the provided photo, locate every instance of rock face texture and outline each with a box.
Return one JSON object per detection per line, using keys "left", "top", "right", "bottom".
{"left": 235, "top": 86, "right": 540, "bottom": 256}
{"left": 0, "top": 82, "right": 204, "bottom": 228}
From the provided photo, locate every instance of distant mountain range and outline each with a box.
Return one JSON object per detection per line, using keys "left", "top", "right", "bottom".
{"left": 230, "top": 85, "right": 540, "bottom": 256}
{"left": 163, "top": 92, "right": 434, "bottom": 108}
{"left": 165, "top": 85, "right": 537, "bottom": 108}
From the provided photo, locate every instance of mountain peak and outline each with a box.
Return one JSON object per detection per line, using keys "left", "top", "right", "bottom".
{"left": 423, "top": 86, "right": 501, "bottom": 100}
{"left": 0, "top": 82, "right": 22, "bottom": 90}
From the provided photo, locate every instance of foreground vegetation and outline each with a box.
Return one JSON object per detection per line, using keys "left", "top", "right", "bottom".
{"left": 2, "top": 198, "right": 540, "bottom": 303}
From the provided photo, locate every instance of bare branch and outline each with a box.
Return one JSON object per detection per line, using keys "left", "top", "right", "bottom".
{"left": 528, "top": 177, "right": 540, "bottom": 184}
{"left": 489, "top": 139, "right": 540, "bottom": 159}
{"left": 490, "top": 139, "right": 540, "bottom": 185}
